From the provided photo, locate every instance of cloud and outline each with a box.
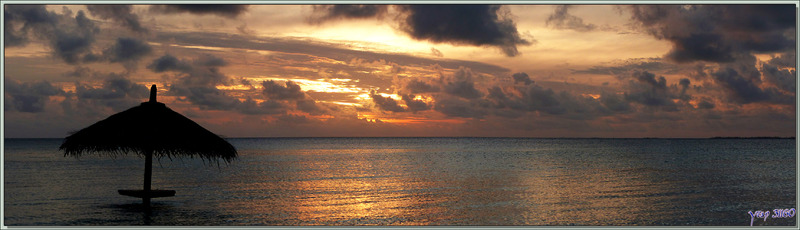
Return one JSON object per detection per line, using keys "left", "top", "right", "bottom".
{"left": 696, "top": 99, "right": 715, "bottom": 109}
{"left": 149, "top": 5, "right": 249, "bottom": 18}
{"left": 154, "top": 31, "right": 511, "bottom": 75}
{"left": 147, "top": 54, "right": 240, "bottom": 110}
{"left": 599, "top": 92, "right": 631, "bottom": 113}
{"left": 572, "top": 58, "right": 680, "bottom": 75}
{"left": 441, "top": 67, "right": 483, "bottom": 99}
{"left": 622, "top": 71, "right": 678, "bottom": 110}
{"left": 147, "top": 54, "right": 193, "bottom": 72}
{"left": 52, "top": 10, "right": 101, "bottom": 64}
{"left": 711, "top": 67, "right": 793, "bottom": 105}
{"left": 76, "top": 76, "right": 148, "bottom": 100}
{"left": 3, "top": 5, "right": 59, "bottom": 47}
{"left": 401, "top": 94, "right": 430, "bottom": 113}
{"left": 259, "top": 80, "right": 327, "bottom": 115}
{"left": 546, "top": 5, "right": 597, "bottom": 32}
{"left": 433, "top": 95, "right": 486, "bottom": 118}
{"left": 369, "top": 90, "right": 405, "bottom": 112}
{"left": 395, "top": 68, "right": 636, "bottom": 120}
{"left": 401, "top": 78, "right": 440, "bottom": 94}
{"left": 511, "top": 72, "right": 532, "bottom": 85}
{"left": 626, "top": 5, "right": 795, "bottom": 63}
{"left": 520, "top": 84, "right": 567, "bottom": 115}
{"left": 760, "top": 53, "right": 796, "bottom": 93}
{"left": 174, "top": 86, "right": 241, "bottom": 110}
{"left": 147, "top": 53, "right": 331, "bottom": 115}
{"left": 261, "top": 80, "right": 306, "bottom": 100}
{"left": 86, "top": 5, "right": 147, "bottom": 33}
{"left": 295, "top": 98, "right": 326, "bottom": 115}
{"left": 4, "top": 78, "right": 65, "bottom": 113}
{"left": 303, "top": 5, "right": 532, "bottom": 56}
{"left": 62, "top": 66, "right": 94, "bottom": 78}
{"left": 308, "top": 5, "right": 388, "bottom": 23}
{"left": 430, "top": 47, "right": 443, "bottom": 57}
{"left": 103, "top": 37, "right": 153, "bottom": 70}
{"left": 4, "top": 6, "right": 107, "bottom": 65}
{"left": 75, "top": 75, "right": 150, "bottom": 110}
{"left": 396, "top": 5, "right": 532, "bottom": 57}
{"left": 238, "top": 97, "right": 287, "bottom": 115}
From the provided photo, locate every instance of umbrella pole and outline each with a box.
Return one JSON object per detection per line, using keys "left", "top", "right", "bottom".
{"left": 143, "top": 149, "right": 152, "bottom": 207}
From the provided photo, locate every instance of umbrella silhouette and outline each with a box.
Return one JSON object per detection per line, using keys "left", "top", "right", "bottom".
{"left": 60, "top": 85, "right": 236, "bottom": 206}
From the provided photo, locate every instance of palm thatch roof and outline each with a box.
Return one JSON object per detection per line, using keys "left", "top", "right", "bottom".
{"left": 60, "top": 100, "right": 237, "bottom": 163}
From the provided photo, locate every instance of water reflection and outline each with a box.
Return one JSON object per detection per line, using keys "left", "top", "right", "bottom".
{"left": 5, "top": 138, "right": 795, "bottom": 226}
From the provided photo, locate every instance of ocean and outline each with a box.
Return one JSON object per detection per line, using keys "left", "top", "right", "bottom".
{"left": 3, "top": 137, "right": 797, "bottom": 226}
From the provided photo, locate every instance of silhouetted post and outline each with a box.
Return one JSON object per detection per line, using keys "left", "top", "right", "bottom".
{"left": 143, "top": 84, "right": 157, "bottom": 207}
{"left": 149, "top": 85, "right": 157, "bottom": 103}
{"left": 143, "top": 150, "right": 152, "bottom": 207}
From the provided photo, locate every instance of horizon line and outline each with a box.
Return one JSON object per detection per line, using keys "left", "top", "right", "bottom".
{"left": 4, "top": 136, "right": 797, "bottom": 140}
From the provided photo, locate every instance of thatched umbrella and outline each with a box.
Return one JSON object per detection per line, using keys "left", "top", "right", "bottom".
{"left": 60, "top": 85, "right": 236, "bottom": 206}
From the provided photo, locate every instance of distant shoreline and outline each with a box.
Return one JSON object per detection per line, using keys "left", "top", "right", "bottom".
{"left": 709, "top": 136, "right": 796, "bottom": 139}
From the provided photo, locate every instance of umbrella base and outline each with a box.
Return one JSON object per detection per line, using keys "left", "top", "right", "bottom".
{"left": 118, "top": 189, "right": 176, "bottom": 198}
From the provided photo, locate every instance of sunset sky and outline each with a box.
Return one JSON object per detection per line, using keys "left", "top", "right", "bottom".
{"left": 3, "top": 4, "right": 796, "bottom": 138}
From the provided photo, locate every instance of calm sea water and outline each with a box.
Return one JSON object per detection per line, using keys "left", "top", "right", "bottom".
{"left": 3, "top": 138, "right": 797, "bottom": 226}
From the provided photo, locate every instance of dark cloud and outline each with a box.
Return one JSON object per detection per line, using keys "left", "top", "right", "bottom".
{"left": 150, "top": 5, "right": 249, "bottom": 18}
{"left": 86, "top": 5, "right": 147, "bottom": 33}
{"left": 4, "top": 6, "right": 101, "bottom": 64}
{"left": 3, "top": 5, "right": 59, "bottom": 47}
{"left": 622, "top": 71, "right": 680, "bottom": 110}
{"left": 261, "top": 80, "right": 306, "bottom": 100}
{"left": 62, "top": 66, "right": 94, "bottom": 78}
{"left": 103, "top": 37, "right": 153, "bottom": 70}
{"left": 171, "top": 86, "right": 241, "bottom": 110}
{"left": 626, "top": 5, "right": 795, "bottom": 63}
{"left": 5, "top": 79, "right": 65, "bottom": 113}
{"left": 600, "top": 92, "right": 631, "bottom": 113}
{"left": 697, "top": 99, "right": 715, "bottom": 109}
{"left": 258, "top": 80, "right": 328, "bottom": 115}
{"left": 295, "top": 98, "right": 325, "bottom": 115}
{"left": 150, "top": 54, "right": 329, "bottom": 114}
{"left": 573, "top": 58, "right": 680, "bottom": 75}
{"left": 665, "top": 33, "right": 735, "bottom": 63}
{"left": 75, "top": 76, "right": 150, "bottom": 110}
{"left": 482, "top": 78, "right": 609, "bottom": 118}
{"left": 486, "top": 86, "right": 510, "bottom": 109}
{"left": 433, "top": 95, "right": 486, "bottom": 118}
{"left": 430, "top": 47, "right": 444, "bottom": 57}
{"left": 511, "top": 72, "right": 532, "bottom": 85}
{"left": 154, "top": 31, "right": 511, "bottom": 76}
{"left": 238, "top": 97, "right": 287, "bottom": 115}
{"left": 396, "top": 69, "right": 632, "bottom": 120}
{"left": 761, "top": 53, "right": 796, "bottom": 93}
{"left": 165, "top": 54, "right": 230, "bottom": 86}
{"left": 308, "top": 5, "right": 388, "bottom": 23}
{"left": 76, "top": 76, "right": 148, "bottom": 100}
{"left": 521, "top": 84, "right": 567, "bottom": 115}
{"left": 277, "top": 114, "right": 314, "bottom": 125}
{"left": 679, "top": 78, "right": 691, "bottom": 88}
{"left": 678, "top": 78, "right": 692, "bottom": 100}
{"left": 402, "top": 78, "right": 440, "bottom": 94}
{"left": 52, "top": 10, "right": 101, "bottom": 64}
{"left": 441, "top": 67, "right": 483, "bottom": 99}
{"left": 370, "top": 90, "right": 405, "bottom": 112}
{"left": 546, "top": 5, "right": 597, "bottom": 32}
{"left": 401, "top": 94, "right": 430, "bottom": 113}
{"left": 397, "top": 5, "right": 532, "bottom": 57}
{"left": 711, "top": 67, "right": 793, "bottom": 105}
{"left": 147, "top": 54, "right": 193, "bottom": 72}
{"left": 147, "top": 54, "right": 240, "bottom": 110}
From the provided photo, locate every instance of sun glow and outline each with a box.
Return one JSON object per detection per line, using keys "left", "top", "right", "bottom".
{"left": 246, "top": 77, "right": 366, "bottom": 94}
